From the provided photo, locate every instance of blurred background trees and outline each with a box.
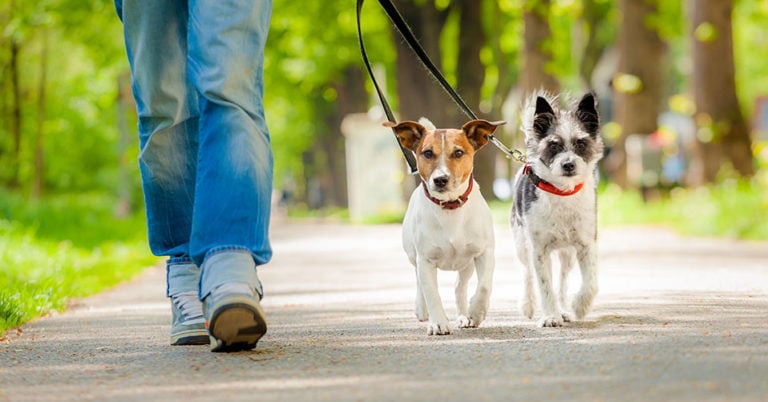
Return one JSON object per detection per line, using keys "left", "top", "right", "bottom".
{"left": 1, "top": 0, "right": 767, "bottom": 213}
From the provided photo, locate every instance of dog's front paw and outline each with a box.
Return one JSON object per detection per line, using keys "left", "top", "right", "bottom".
{"left": 427, "top": 321, "right": 451, "bottom": 335}
{"left": 415, "top": 299, "right": 429, "bottom": 322}
{"left": 456, "top": 315, "right": 477, "bottom": 328}
{"left": 572, "top": 294, "right": 594, "bottom": 319}
{"left": 561, "top": 312, "right": 573, "bottom": 323}
{"left": 520, "top": 299, "right": 535, "bottom": 319}
{"left": 415, "top": 307, "right": 429, "bottom": 322}
{"left": 537, "top": 316, "right": 564, "bottom": 328}
{"left": 468, "top": 305, "right": 487, "bottom": 327}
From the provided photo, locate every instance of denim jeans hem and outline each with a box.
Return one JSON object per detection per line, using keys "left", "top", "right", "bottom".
{"left": 166, "top": 260, "right": 201, "bottom": 298}
{"left": 199, "top": 249, "right": 263, "bottom": 300}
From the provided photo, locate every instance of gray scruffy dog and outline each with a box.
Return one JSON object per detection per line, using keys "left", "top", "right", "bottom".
{"left": 511, "top": 91, "right": 604, "bottom": 327}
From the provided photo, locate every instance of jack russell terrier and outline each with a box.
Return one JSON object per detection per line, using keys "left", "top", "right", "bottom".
{"left": 385, "top": 118, "right": 505, "bottom": 335}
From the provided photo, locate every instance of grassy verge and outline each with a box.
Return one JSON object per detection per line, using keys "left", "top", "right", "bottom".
{"left": 598, "top": 179, "right": 767, "bottom": 240}
{"left": 0, "top": 191, "right": 157, "bottom": 333}
{"left": 489, "top": 178, "right": 767, "bottom": 240}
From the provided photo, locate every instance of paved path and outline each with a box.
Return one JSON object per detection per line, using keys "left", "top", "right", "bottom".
{"left": 1, "top": 223, "right": 767, "bottom": 402}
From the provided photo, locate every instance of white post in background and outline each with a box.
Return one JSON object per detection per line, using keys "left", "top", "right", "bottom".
{"left": 341, "top": 113, "right": 406, "bottom": 223}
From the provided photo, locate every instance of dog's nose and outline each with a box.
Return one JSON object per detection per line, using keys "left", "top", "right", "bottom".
{"left": 562, "top": 161, "right": 575, "bottom": 173}
{"left": 433, "top": 175, "right": 449, "bottom": 189}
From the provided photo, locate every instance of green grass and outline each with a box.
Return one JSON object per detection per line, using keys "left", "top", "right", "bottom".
{"left": 598, "top": 179, "right": 768, "bottom": 240}
{"left": 491, "top": 178, "right": 767, "bottom": 240}
{"left": 0, "top": 191, "right": 158, "bottom": 333}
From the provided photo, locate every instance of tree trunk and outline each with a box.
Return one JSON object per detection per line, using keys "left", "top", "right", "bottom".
{"left": 521, "top": 0, "right": 560, "bottom": 95}
{"left": 391, "top": 0, "right": 452, "bottom": 194}
{"left": 456, "top": 0, "right": 495, "bottom": 199}
{"left": 392, "top": 0, "right": 452, "bottom": 125}
{"left": 115, "top": 71, "right": 134, "bottom": 217}
{"left": 579, "top": 0, "right": 612, "bottom": 88}
{"left": 486, "top": 0, "right": 521, "bottom": 190}
{"left": 325, "top": 66, "right": 368, "bottom": 208}
{"left": 688, "top": 0, "right": 754, "bottom": 183}
{"left": 32, "top": 30, "right": 47, "bottom": 198}
{"left": 9, "top": 0, "right": 22, "bottom": 189}
{"left": 305, "top": 67, "right": 368, "bottom": 209}
{"left": 609, "top": 0, "right": 666, "bottom": 188}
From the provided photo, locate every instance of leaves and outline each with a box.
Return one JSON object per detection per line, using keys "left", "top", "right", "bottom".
{"left": 0, "top": 0, "right": 765, "bottom": 200}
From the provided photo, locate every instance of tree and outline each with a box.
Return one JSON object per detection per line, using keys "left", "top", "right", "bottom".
{"left": 688, "top": 0, "right": 754, "bottom": 183}
{"left": 389, "top": 0, "right": 521, "bottom": 200}
{"left": 32, "top": 28, "right": 48, "bottom": 198}
{"left": 391, "top": 0, "right": 454, "bottom": 126}
{"left": 521, "top": 0, "right": 560, "bottom": 94}
{"left": 4, "top": 0, "right": 23, "bottom": 188}
{"left": 578, "top": 0, "right": 614, "bottom": 88}
{"left": 608, "top": 0, "right": 667, "bottom": 188}
{"left": 456, "top": 0, "right": 495, "bottom": 199}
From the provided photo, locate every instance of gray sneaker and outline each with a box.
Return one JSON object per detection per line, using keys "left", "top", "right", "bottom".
{"left": 170, "top": 291, "right": 209, "bottom": 345}
{"left": 203, "top": 283, "right": 267, "bottom": 352}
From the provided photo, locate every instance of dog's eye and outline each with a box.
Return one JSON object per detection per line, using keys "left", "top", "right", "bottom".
{"left": 548, "top": 141, "right": 562, "bottom": 152}
{"left": 422, "top": 150, "right": 435, "bottom": 159}
{"left": 574, "top": 138, "right": 587, "bottom": 151}
{"left": 452, "top": 150, "right": 464, "bottom": 158}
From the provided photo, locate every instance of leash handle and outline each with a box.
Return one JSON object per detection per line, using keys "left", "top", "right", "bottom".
{"left": 356, "top": 0, "right": 419, "bottom": 174}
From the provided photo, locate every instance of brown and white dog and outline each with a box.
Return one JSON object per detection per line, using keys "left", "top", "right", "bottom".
{"left": 385, "top": 118, "right": 505, "bottom": 335}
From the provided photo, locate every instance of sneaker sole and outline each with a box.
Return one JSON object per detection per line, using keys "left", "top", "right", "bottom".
{"left": 207, "top": 297, "right": 267, "bottom": 352}
{"left": 170, "top": 328, "right": 210, "bottom": 346}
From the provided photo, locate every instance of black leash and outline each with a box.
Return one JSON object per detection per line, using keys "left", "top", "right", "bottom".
{"left": 355, "top": 0, "right": 418, "bottom": 174}
{"left": 355, "top": 0, "right": 526, "bottom": 175}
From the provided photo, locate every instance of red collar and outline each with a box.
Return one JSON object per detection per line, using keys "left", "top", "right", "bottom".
{"left": 422, "top": 175, "right": 474, "bottom": 210}
{"left": 524, "top": 163, "right": 584, "bottom": 196}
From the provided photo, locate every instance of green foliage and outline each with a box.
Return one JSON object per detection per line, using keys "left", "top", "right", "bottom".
{"left": 0, "top": 0, "right": 132, "bottom": 193}
{"left": 0, "top": 0, "right": 765, "bottom": 216}
{"left": 599, "top": 180, "right": 768, "bottom": 240}
{"left": 733, "top": 0, "right": 768, "bottom": 117}
{"left": 265, "top": 1, "right": 395, "bottom": 188}
{"left": 0, "top": 191, "right": 157, "bottom": 332}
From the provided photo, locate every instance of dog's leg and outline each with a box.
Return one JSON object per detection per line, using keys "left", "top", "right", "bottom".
{"left": 516, "top": 240, "right": 536, "bottom": 319}
{"left": 467, "top": 248, "right": 494, "bottom": 327}
{"left": 414, "top": 268, "right": 428, "bottom": 322}
{"left": 557, "top": 249, "right": 575, "bottom": 323}
{"left": 455, "top": 266, "right": 474, "bottom": 328}
{"left": 531, "top": 247, "right": 563, "bottom": 327}
{"left": 572, "top": 243, "right": 598, "bottom": 319}
{"left": 416, "top": 259, "right": 451, "bottom": 335}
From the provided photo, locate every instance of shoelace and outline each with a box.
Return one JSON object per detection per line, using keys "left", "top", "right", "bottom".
{"left": 173, "top": 291, "right": 204, "bottom": 320}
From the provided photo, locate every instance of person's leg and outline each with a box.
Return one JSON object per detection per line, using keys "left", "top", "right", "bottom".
{"left": 187, "top": 0, "right": 273, "bottom": 352}
{"left": 116, "top": 0, "right": 207, "bottom": 345}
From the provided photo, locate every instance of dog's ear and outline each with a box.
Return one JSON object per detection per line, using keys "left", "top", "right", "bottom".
{"left": 533, "top": 96, "right": 556, "bottom": 139}
{"left": 462, "top": 119, "right": 506, "bottom": 150}
{"left": 383, "top": 121, "right": 426, "bottom": 151}
{"left": 575, "top": 92, "right": 600, "bottom": 136}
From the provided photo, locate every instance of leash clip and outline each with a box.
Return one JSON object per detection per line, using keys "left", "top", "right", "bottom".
{"left": 489, "top": 136, "right": 527, "bottom": 163}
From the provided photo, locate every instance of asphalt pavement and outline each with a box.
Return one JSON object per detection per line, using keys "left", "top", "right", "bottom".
{"left": 1, "top": 222, "right": 767, "bottom": 402}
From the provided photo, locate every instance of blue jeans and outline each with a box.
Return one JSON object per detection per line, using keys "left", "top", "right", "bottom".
{"left": 116, "top": 0, "right": 273, "bottom": 300}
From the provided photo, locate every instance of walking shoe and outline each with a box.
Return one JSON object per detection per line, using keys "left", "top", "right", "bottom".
{"left": 203, "top": 282, "right": 267, "bottom": 352}
{"left": 170, "top": 291, "right": 209, "bottom": 345}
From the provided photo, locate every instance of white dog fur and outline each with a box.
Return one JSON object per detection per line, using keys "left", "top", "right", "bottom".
{"left": 511, "top": 92, "right": 604, "bottom": 327}
{"left": 386, "top": 118, "right": 504, "bottom": 335}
